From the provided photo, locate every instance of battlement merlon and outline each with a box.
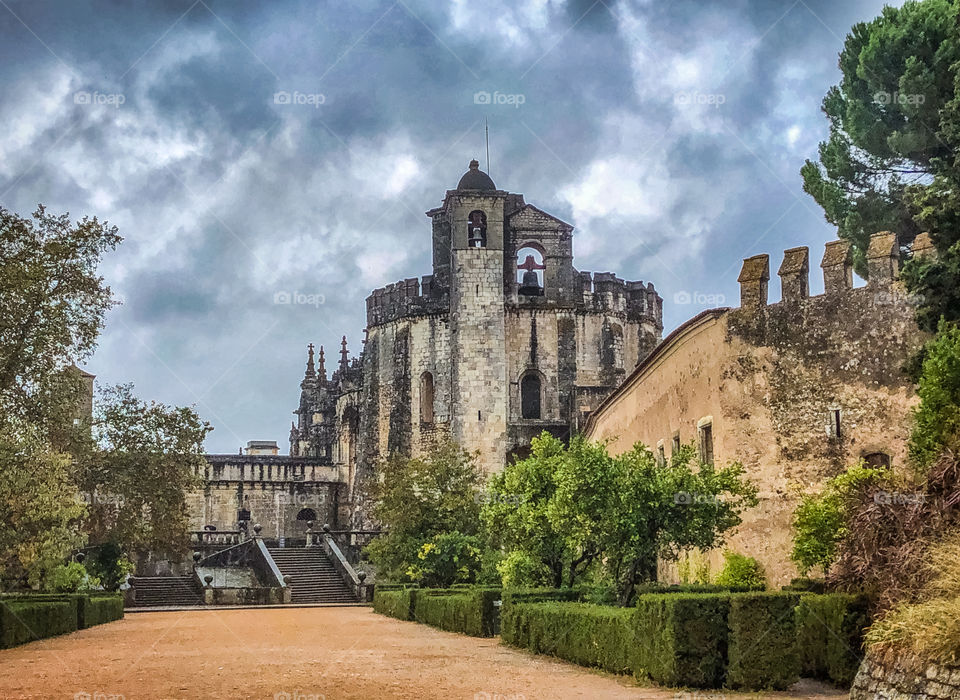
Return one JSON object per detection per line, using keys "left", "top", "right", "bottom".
{"left": 737, "top": 231, "right": 933, "bottom": 314}
{"left": 365, "top": 274, "right": 449, "bottom": 327}
{"left": 578, "top": 271, "right": 663, "bottom": 325}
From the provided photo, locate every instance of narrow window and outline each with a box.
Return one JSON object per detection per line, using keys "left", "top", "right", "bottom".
{"left": 863, "top": 451, "right": 891, "bottom": 468}
{"left": 698, "top": 422, "right": 714, "bottom": 464}
{"left": 671, "top": 432, "right": 681, "bottom": 458}
{"left": 467, "top": 210, "right": 487, "bottom": 247}
{"left": 521, "top": 373, "right": 542, "bottom": 419}
{"left": 420, "top": 372, "right": 435, "bottom": 424}
{"left": 656, "top": 441, "right": 666, "bottom": 468}
{"left": 829, "top": 409, "right": 842, "bottom": 439}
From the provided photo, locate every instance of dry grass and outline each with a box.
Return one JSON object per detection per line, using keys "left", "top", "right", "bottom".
{"left": 866, "top": 530, "right": 960, "bottom": 665}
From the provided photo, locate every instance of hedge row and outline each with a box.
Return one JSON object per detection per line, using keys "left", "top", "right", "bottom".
{"left": 413, "top": 589, "right": 501, "bottom": 637}
{"left": 634, "top": 593, "right": 731, "bottom": 687}
{"left": 372, "top": 587, "right": 417, "bottom": 620}
{"left": 727, "top": 592, "right": 802, "bottom": 690}
{"left": 500, "top": 591, "right": 869, "bottom": 691}
{"left": 501, "top": 602, "right": 636, "bottom": 674}
{"left": 0, "top": 593, "right": 124, "bottom": 649}
{"left": 795, "top": 592, "right": 870, "bottom": 686}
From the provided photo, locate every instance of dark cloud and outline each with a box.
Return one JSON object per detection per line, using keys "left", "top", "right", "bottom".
{"left": 0, "top": 0, "right": 901, "bottom": 452}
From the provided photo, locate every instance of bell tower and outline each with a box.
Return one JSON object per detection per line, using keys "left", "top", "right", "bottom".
{"left": 446, "top": 159, "right": 508, "bottom": 473}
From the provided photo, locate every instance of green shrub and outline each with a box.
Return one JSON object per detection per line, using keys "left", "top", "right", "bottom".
{"left": 727, "top": 592, "right": 801, "bottom": 690}
{"left": 405, "top": 532, "right": 483, "bottom": 588}
{"left": 500, "top": 602, "right": 636, "bottom": 674}
{"left": 633, "top": 592, "right": 730, "bottom": 687}
{"left": 782, "top": 578, "right": 826, "bottom": 593}
{"left": 0, "top": 598, "right": 78, "bottom": 648}
{"left": 634, "top": 582, "right": 762, "bottom": 596}
{"left": 501, "top": 587, "right": 583, "bottom": 607}
{"left": 372, "top": 587, "right": 417, "bottom": 620}
{"left": 795, "top": 593, "right": 869, "bottom": 687}
{"left": 80, "top": 595, "right": 124, "bottom": 628}
{"left": 413, "top": 588, "right": 501, "bottom": 636}
{"left": 714, "top": 551, "right": 766, "bottom": 589}
{"left": 45, "top": 562, "right": 100, "bottom": 593}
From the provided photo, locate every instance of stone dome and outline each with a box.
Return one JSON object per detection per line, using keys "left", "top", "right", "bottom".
{"left": 456, "top": 159, "right": 496, "bottom": 191}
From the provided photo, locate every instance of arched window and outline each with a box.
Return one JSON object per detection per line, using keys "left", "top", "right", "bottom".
{"left": 517, "top": 245, "right": 545, "bottom": 296}
{"left": 296, "top": 508, "right": 317, "bottom": 521}
{"left": 863, "top": 451, "right": 891, "bottom": 468}
{"left": 468, "top": 210, "right": 487, "bottom": 247}
{"left": 521, "top": 373, "right": 542, "bottom": 419}
{"left": 420, "top": 372, "right": 435, "bottom": 424}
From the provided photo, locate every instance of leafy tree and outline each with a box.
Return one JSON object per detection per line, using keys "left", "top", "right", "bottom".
{"left": 364, "top": 441, "right": 483, "bottom": 582}
{"left": 46, "top": 561, "right": 99, "bottom": 593}
{"left": 800, "top": 0, "right": 960, "bottom": 324}
{"left": 483, "top": 433, "right": 759, "bottom": 603}
{"left": 72, "top": 384, "right": 210, "bottom": 558}
{"left": 0, "top": 424, "right": 86, "bottom": 587}
{"left": 790, "top": 463, "right": 888, "bottom": 576}
{"left": 405, "top": 531, "right": 482, "bottom": 588}
{"left": 0, "top": 205, "right": 120, "bottom": 431}
{"left": 83, "top": 541, "right": 135, "bottom": 592}
{"left": 909, "top": 320, "right": 960, "bottom": 469}
{"left": 482, "top": 433, "right": 573, "bottom": 589}
{"left": 714, "top": 550, "right": 767, "bottom": 589}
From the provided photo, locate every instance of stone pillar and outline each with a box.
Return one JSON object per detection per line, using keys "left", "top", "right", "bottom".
{"left": 778, "top": 246, "right": 809, "bottom": 303}
{"left": 867, "top": 231, "right": 899, "bottom": 286}
{"left": 737, "top": 254, "right": 770, "bottom": 310}
{"left": 820, "top": 240, "right": 853, "bottom": 295}
{"left": 912, "top": 231, "right": 937, "bottom": 260}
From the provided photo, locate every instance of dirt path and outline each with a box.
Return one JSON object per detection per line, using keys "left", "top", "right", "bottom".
{"left": 0, "top": 607, "right": 846, "bottom": 700}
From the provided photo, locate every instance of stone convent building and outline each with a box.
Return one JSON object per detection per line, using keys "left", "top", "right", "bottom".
{"left": 290, "top": 159, "right": 664, "bottom": 482}
{"left": 584, "top": 231, "right": 933, "bottom": 585}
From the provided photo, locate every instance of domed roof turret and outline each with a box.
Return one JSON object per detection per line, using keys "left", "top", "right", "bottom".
{"left": 456, "top": 159, "right": 496, "bottom": 191}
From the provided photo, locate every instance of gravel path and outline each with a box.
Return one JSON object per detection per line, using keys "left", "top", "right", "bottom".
{"left": 0, "top": 607, "right": 847, "bottom": 700}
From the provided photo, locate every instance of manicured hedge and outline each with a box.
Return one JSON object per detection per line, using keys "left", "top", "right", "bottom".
{"left": 79, "top": 595, "right": 124, "bottom": 629}
{"left": 727, "top": 592, "right": 802, "bottom": 690}
{"left": 635, "top": 582, "right": 764, "bottom": 596}
{"left": 372, "top": 587, "right": 417, "bottom": 620}
{"left": 413, "top": 588, "right": 501, "bottom": 637}
{"left": 501, "top": 602, "right": 636, "bottom": 674}
{"left": 795, "top": 593, "right": 870, "bottom": 686}
{"left": 501, "top": 588, "right": 583, "bottom": 607}
{"left": 0, "top": 598, "right": 78, "bottom": 649}
{"left": 634, "top": 592, "right": 731, "bottom": 688}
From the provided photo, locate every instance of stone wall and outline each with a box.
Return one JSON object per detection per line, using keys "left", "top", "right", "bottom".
{"left": 851, "top": 650, "right": 960, "bottom": 699}
{"left": 585, "top": 235, "right": 926, "bottom": 585}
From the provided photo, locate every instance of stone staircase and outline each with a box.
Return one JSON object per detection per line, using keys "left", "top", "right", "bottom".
{"left": 130, "top": 575, "right": 204, "bottom": 607}
{"left": 266, "top": 547, "right": 357, "bottom": 604}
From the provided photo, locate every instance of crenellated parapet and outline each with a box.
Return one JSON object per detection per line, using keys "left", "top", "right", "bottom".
{"left": 578, "top": 271, "right": 663, "bottom": 325}
{"left": 735, "top": 231, "right": 923, "bottom": 314}
{"left": 365, "top": 275, "right": 449, "bottom": 327}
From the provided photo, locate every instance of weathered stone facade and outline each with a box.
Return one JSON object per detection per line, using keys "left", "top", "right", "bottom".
{"left": 585, "top": 233, "right": 927, "bottom": 586}
{"left": 285, "top": 159, "right": 663, "bottom": 522}
{"left": 851, "top": 650, "right": 960, "bottom": 699}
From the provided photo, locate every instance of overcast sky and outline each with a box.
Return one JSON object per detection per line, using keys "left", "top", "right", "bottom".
{"left": 1, "top": 0, "right": 899, "bottom": 453}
